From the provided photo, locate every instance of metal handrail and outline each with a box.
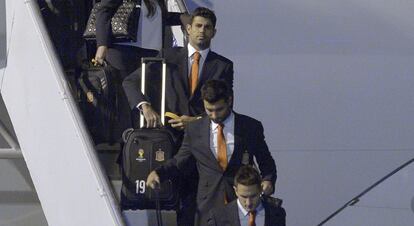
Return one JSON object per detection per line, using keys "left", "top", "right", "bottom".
{"left": 0, "top": 119, "right": 19, "bottom": 149}
{"left": 0, "top": 117, "right": 22, "bottom": 159}
{"left": 0, "top": 148, "right": 22, "bottom": 159}
{"left": 318, "top": 157, "right": 414, "bottom": 225}
{"left": 175, "top": 0, "right": 188, "bottom": 12}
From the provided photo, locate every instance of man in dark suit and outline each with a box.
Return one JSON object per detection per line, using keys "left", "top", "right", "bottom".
{"left": 208, "top": 166, "right": 286, "bottom": 226}
{"left": 147, "top": 80, "right": 277, "bottom": 226}
{"left": 122, "top": 7, "right": 233, "bottom": 129}
{"left": 124, "top": 8, "right": 233, "bottom": 226}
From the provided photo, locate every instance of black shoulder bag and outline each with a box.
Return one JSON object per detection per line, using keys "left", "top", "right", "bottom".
{"left": 83, "top": 0, "right": 140, "bottom": 42}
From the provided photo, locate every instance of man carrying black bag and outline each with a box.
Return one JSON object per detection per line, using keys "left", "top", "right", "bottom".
{"left": 120, "top": 58, "right": 180, "bottom": 211}
{"left": 78, "top": 61, "right": 120, "bottom": 144}
{"left": 123, "top": 7, "right": 233, "bottom": 130}
{"left": 147, "top": 80, "right": 278, "bottom": 226}
{"left": 83, "top": 0, "right": 188, "bottom": 144}
{"left": 123, "top": 7, "right": 234, "bottom": 226}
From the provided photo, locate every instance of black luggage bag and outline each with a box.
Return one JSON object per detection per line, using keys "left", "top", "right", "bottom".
{"left": 78, "top": 61, "right": 120, "bottom": 144}
{"left": 120, "top": 58, "right": 179, "bottom": 210}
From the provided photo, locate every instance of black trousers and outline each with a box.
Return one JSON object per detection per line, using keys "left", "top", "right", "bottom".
{"left": 105, "top": 45, "right": 159, "bottom": 140}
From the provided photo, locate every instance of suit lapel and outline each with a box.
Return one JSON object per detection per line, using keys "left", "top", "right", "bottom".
{"left": 199, "top": 51, "right": 217, "bottom": 86}
{"left": 228, "top": 112, "right": 244, "bottom": 168}
{"left": 176, "top": 47, "right": 190, "bottom": 97}
{"left": 264, "top": 201, "right": 270, "bottom": 226}
{"left": 229, "top": 201, "right": 242, "bottom": 226}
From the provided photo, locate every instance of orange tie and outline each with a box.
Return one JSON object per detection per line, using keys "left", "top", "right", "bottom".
{"left": 248, "top": 211, "right": 256, "bottom": 226}
{"left": 189, "top": 52, "right": 200, "bottom": 95}
{"left": 217, "top": 123, "right": 227, "bottom": 171}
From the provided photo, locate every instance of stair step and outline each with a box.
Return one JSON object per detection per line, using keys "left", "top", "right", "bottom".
{"left": 96, "top": 142, "right": 122, "bottom": 180}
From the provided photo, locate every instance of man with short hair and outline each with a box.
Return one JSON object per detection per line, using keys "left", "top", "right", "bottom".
{"left": 123, "top": 8, "right": 233, "bottom": 225}
{"left": 123, "top": 7, "right": 233, "bottom": 129}
{"left": 208, "top": 165, "right": 286, "bottom": 226}
{"left": 147, "top": 80, "right": 277, "bottom": 226}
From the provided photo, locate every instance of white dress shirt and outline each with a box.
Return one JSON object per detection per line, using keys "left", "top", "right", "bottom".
{"left": 237, "top": 199, "right": 265, "bottom": 226}
{"left": 187, "top": 43, "right": 209, "bottom": 79}
{"left": 209, "top": 112, "right": 235, "bottom": 161}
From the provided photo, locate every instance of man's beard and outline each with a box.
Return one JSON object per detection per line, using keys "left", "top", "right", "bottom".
{"left": 211, "top": 118, "right": 224, "bottom": 124}
{"left": 210, "top": 110, "right": 231, "bottom": 124}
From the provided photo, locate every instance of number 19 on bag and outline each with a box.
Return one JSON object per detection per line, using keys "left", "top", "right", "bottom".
{"left": 136, "top": 180, "right": 146, "bottom": 194}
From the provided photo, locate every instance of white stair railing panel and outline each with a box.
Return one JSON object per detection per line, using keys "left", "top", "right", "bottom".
{"left": 1, "top": 0, "right": 124, "bottom": 225}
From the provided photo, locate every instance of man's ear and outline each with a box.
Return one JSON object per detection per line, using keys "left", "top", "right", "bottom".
{"left": 212, "top": 28, "right": 217, "bottom": 38}
{"left": 233, "top": 185, "right": 237, "bottom": 194}
{"left": 186, "top": 24, "right": 192, "bottom": 34}
{"left": 228, "top": 96, "right": 233, "bottom": 107}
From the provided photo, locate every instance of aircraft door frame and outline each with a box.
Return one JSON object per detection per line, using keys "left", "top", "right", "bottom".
{"left": 0, "top": 0, "right": 6, "bottom": 68}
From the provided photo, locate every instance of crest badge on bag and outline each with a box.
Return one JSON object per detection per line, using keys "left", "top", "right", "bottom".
{"left": 155, "top": 149, "right": 165, "bottom": 162}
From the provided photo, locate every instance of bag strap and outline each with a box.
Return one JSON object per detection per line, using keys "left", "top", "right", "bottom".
{"left": 78, "top": 74, "right": 99, "bottom": 107}
{"left": 154, "top": 188, "right": 163, "bottom": 226}
{"left": 105, "top": 69, "right": 116, "bottom": 143}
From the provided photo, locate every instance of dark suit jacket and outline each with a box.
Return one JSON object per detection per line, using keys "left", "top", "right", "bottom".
{"left": 122, "top": 47, "right": 234, "bottom": 116}
{"left": 156, "top": 112, "right": 277, "bottom": 226}
{"left": 96, "top": 0, "right": 182, "bottom": 47}
{"left": 207, "top": 198, "right": 286, "bottom": 226}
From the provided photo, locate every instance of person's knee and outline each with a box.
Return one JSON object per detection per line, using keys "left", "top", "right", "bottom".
{"left": 122, "top": 72, "right": 136, "bottom": 92}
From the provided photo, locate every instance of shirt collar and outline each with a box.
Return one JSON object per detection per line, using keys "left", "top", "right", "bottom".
{"left": 188, "top": 43, "right": 210, "bottom": 60}
{"left": 237, "top": 198, "right": 264, "bottom": 217}
{"left": 211, "top": 111, "right": 234, "bottom": 131}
